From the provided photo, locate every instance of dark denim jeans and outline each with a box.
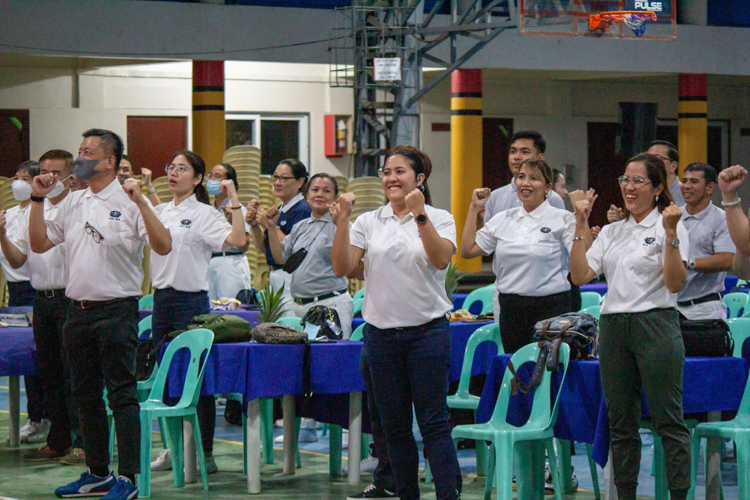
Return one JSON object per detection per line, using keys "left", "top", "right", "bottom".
{"left": 33, "top": 292, "right": 82, "bottom": 451}
{"left": 364, "top": 317, "right": 460, "bottom": 500}
{"left": 63, "top": 297, "right": 141, "bottom": 476}
{"left": 152, "top": 287, "right": 215, "bottom": 454}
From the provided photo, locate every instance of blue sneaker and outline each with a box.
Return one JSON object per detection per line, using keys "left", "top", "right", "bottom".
{"left": 55, "top": 470, "right": 116, "bottom": 497}
{"left": 101, "top": 476, "right": 138, "bottom": 500}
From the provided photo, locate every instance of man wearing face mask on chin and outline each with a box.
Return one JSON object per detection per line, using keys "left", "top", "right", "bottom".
{"left": 29, "top": 129, "right": 172, "bottom": 500}
{"left": 0, "top": 150, "right": 86, "bottom": 464}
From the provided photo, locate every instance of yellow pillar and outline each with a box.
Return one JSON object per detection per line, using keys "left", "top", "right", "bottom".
{"left": 192, "top": 61, "right": 225, "bottom": 168}
{"left": 450, "top": 69, "right": 483, "bottom": 273}
{"left": 678, "top": 74, "right": 708, "bottom": 176}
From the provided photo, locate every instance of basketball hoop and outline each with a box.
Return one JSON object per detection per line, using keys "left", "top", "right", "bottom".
{"left": 589, "top": 11, "right": 658, "bottom": 37}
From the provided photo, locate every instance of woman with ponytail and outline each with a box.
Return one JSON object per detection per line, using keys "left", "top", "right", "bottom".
{"left": 148, "top": 150, "right": 249, "bottom": 475}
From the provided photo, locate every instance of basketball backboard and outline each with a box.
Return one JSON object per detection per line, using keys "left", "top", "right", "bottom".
{"left": 519, "top": 0, "right": 676, "bottom": 40}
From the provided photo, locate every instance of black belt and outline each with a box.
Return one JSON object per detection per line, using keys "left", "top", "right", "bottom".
{"left": 36, "top": 288, "right": 66, "bottom": 299}
{"left": 677, "top": 292, "right": 722, "bottom": 308}
{"left": 71, "top": 297, "right": 137, "bottom": 310}
{"left": 211, "top": 251, "right": 244, "bottom": 258}
{"left": 294, "top": 289, "right": 348, "bottom": 306}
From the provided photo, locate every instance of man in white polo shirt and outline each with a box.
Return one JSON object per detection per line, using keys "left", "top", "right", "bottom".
{"left": 676, "top": 162, "right": 735, "bottom": 319}
{"left": 29, "top": 129, "right": 172, "bottom": 500}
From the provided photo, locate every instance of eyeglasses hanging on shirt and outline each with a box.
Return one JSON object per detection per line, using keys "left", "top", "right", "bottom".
{"left": 282, "top": 222, "right": 327, "bottom": 274}
{"left": 85, "top": 222, "right": 104, "bottom": 243}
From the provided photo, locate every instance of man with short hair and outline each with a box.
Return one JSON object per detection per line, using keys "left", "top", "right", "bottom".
{"left": 30, "top": 129, "right": 172, "bottom": 500}
{"left": 116, "top": 154, "right": 133, "bottom": 185}
{"left": 648, "top": 140, "right": 685, "bottom": 206}
{"left": 483, "top": 130, "right": 566, "bottom": 222}
{"left": 676, "top": 162, "right": 735, "bottom": 320}
{"left": 0, "top": 150, "right": 86, "bottom": 464}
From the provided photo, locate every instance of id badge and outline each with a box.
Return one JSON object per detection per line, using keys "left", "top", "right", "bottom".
{"left": 303, "top": 323, "right": 320, "bottom": 340}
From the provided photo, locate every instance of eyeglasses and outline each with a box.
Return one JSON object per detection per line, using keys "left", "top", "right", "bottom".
{"left": 617, "top": 175, "right": 652, "bottom": 188}
{"left": 85, "top": 222, "right": 104, "bottom": 243}
{"left": 165, "top": 164, "right": 192, "bottom": 176}
{"left": 272, "top": 175, "right": 296, "bottom": 182}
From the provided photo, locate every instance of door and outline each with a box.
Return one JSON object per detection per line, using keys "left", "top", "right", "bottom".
{"left": 587, "top": 122, "right": 626, "bottom": 229}
{"left": 0, "top": 110, "right": 30, "bottom": 178}
{"left": 483, "top": 118, "right": 514, "bottom": 190}
{"left": 126, "top": 116, "right": 188, "bottom": 178}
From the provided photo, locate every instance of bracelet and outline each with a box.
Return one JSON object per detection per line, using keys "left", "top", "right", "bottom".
{"left": 572, "top": 236, "right": 586, "bottom": 241}
{"left": 147, "top": 188, "right": 156, "bottom": 194}
{"left": 230, "top": 206, "right": 242, "bottom": 210}
{"left": 30, "top": 195, "right": 45, "bottom": 203}
{"left": 721, "top": 197, "right": 742, "bottom": 207}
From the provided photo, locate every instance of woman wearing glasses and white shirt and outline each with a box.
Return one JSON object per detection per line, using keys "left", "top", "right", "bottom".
{"left": 149, "top": 150, "right": 248, "bottom": 474}
{"left": 461, "top": 159, "right": 587, "bottom": 354}
{"left": 570, "top": 153, "right": 691, "bottom": 500}
{"left": 247, "top": 160, "right": 311, "bottom": 314}
{"left": 332, "top": 145, "right": 461, "bottom": 500}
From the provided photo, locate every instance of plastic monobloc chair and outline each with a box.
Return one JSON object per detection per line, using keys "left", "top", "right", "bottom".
{"left": 277, "top": 316, "right": 303, "bottom": 330}
{"left": 580, "top": 305, "right": 601, "bottom": 321}
{"left": 350, "top": 323, "right": 365, "bottom": 342}
{"left": 452, "top": 342, "right": 570, "bottom": 500}
{"left": 729, "top": 318, "right": 750, "bottom": 358}
{"left": 139, "top": 293, "right": 154, "bottom": 310}
{"left": 579, "top": 292, "right": 602, "bottom": 311}
{"left": 353, "top": 288, "right": 365, "bottom": 301}
{"left": 353, "top": 298, "right": 364, "bottom": 316}
{"left": 138, "top": 328, "right": 214, "bottom": 498}
{"left": 687, "top": 367, "right": 750, "bottom": 500}
{"left": 463, "top": 285, "right": 494, "bottom": 315}
{"left": 273, "top": 317, "right": 304, "bottom": 468}
{"left": 724, "top": 292, "right": 749, "bottom": 319}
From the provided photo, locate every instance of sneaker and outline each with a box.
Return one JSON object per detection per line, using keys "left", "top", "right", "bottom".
{"left": 101, "top": 476, "right": 137, "bottom": 500}
{"left": 543, "top": 466, "right": 577, "bottom": 493}
{"left": 19, "top": 418, "right": 34, "bottom": 441}
{"left": 360, "top": 456, "right": 379, "bottom": 474}
{"left": 60, "top": 448, "right": 87, "bottom": 466}
{"left": 27, "top": 419, "right": 51, "bottom": 444}
{"left": 274, "top": 419, "right": 283, "bottom": 428}
{"left": 274, "top": 428, "right": 318, "bottom": 444}
{"left": 151, "top": 449, "right": 172, "bottom": 471}
{"left": 54, "top": 470, "right": 116, "bottom": 498}
{"left": 347, "top": 484, "right": 397, "bottom": 499}
{"left": 24, "top": 445, "right": 69, "bottom": 462}
{"left": 202, "top": 454, "right": 218, "bottom": 475}
{"left": 342, "top": 429, "right": 349, "bottom": 449}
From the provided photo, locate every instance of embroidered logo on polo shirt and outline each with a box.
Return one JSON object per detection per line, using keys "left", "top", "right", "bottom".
{"left": 180, "top": 219, "right": 192, "bottom": 228}
{"left": 540, "top": 227, "right": 551, "bottom": 233}
{"left": 280, "top": 220, "right": 287, "bottom": 226}
{"left": 109, "top": 211, "right": 121, "bottom": 221}
{"left": 643, "top": 237, "right": 656, "bottom": 246}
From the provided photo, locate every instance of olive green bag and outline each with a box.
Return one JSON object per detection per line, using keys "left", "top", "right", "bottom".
{"left": 167, "top": 314, "right": 252, "bottom": 343}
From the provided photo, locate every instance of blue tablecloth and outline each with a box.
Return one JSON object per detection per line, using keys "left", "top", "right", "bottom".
{"left": 140, "top": 308, "right": 261, "bottom": 326}
{"left": 476, "top": 354, "right": 749, "bottom": 467}
{"left": 0, "top": 327, "right": 37, "bottom": 376}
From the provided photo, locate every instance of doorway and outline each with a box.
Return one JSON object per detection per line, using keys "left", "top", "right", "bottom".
{"left": 0, "top": 110, "right": 30, "bottom": 178}
{"left": 483, "top": 118, "right": 514, "bottom": 190}
{"left": 126, "top": 116, "right": 188, "bottom": 178}
{"left": 587, "top": 122, "right": 625, "bottom": 229}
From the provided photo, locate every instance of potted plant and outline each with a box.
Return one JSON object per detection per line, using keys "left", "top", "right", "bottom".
{"left": 257, "top": 283, "right": 288, "bottom": 324}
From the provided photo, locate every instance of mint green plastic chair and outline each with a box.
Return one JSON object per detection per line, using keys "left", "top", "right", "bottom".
{"left": 687, "top": 370, "right": 750, "bottom": 500}
{"left": 350, "top": 323, "right": 365, "bottom": 341}
{"left": 724, "top": 292, "right": 749, "bottom": 318}
{"left": 446, "top": 323, "right": 503, "bottom": 478}
{"left": 729, "top": 318, "right": 750, "bottom": 358}
{"left": 580, "top": 305, "right": 601, "bottom": 321}
{"left": 139, "top": 293, "right": 154, "bottom": 310}
{"left": 452, "top": 342, "right": 570, "bottom": 500}
{"left": 138, "top": 328, "right": 214, "bottom": 498}
{"left": 353, "top": 288, "right": 365, "bottom": 301}
{"left": 353, "top": 298, "right": 364, "bottom": 316}
{"left": 276, "top": 316, "right": 303, "bottom": 330}
{"left": 579, "top": 292, "right": 602, "bottom": 311}
{"left": 463, "top": 285, "right": 494, "bottom": 315}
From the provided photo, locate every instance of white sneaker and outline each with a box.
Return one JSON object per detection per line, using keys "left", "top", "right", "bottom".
{"left": 274, "top": 419, "right": 283, "bottom": 428}
{"left": 151, "top": 449, "right": 172, "bottom": 471}
{"left": 19, "top": 418, "right": 33, "bottom": 442}
{"left": 342, "top": 429, "right": 349, "bottom": 450}
{"left": 360, "top": 456, "right": 379, "bottom": 474}
{"left": 26, "top": 419, "right": 50, "bottom": 444}
{"left": 274, "top": 428, "right": 318, "bottom": 444}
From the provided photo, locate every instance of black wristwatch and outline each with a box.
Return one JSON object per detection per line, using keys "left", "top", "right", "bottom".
{"left": 415, "top": 213, "right": 427, "bottom": 225}
{"left": 30, "top": 195, "right": 45, "bottom": 203}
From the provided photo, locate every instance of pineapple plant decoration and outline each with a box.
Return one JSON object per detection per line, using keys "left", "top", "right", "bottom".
{"left": 444, "top": 261, "right": 462, "bottom": 298}
{"left": 257, "top": 283, "right": 288, "bottom": 324}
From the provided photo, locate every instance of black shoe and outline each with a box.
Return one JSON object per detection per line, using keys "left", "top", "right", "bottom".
{"left": 347, "top": 484, "right": 397, "bottom": 499}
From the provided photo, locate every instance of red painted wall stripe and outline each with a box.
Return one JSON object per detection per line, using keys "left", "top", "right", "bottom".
{"left": 193, "top": 61, "right": 224, "bottom": 88}
{"left": 451, "top": 69, "right": 482, "bottom": 94}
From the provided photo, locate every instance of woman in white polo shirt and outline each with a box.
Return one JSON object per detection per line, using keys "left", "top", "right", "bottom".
{"left": 148, "top": 150, "right": 248, "bottom": 474}
{"left": 570, "top": 153, "right": 691, "bottom": 500}
{"left": 331, "top": 145, "right": 460, "bottom": 500}
{"left": 461, "top": 159, "right": 584, "bottom": 353}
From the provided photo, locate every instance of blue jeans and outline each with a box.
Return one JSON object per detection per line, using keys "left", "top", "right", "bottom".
{"left": 364, "top": 317, "right": 460, "bottom": 500}
{"left": 152, "top": 287, "right": 215, "bottom": 454}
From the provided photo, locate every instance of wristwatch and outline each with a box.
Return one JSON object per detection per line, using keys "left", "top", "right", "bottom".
{"left": 147, "top": 188, "right": 156, "bottom": 195}
{"left": 669, "top": 238, "right": 680, "bottom": 248}
{"left": 415, "top": 213, "right": 427, "bottom": 225}
{"left": 688, "top": 259, "right": 697, "bottom": 271}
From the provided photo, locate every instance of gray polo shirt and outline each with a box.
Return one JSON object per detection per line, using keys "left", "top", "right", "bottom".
{"left": 677, "top": 202, "right": 735, "bottom": 302}
{"left": 669, "top": 179, "right": 685, "bottom": 206}
{"left": 281, "top": 213, "right": 348, "bottom": 299}
{"left": 484, "top": 181, "right": 566, "bottom": 221}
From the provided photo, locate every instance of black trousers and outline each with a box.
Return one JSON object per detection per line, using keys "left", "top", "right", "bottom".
{"left": 33, "top": 292, "right": 82, "bottom": 451}
{"left": 497, "top": 290, "right": 571, "bottom": 354}
{"left": 64, "top": 298, "right": 141, "bottom": 476}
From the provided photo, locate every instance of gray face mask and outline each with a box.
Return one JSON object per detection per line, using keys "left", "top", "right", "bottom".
{"left": 74, "top": 157, "right": 103, "bottom": 181}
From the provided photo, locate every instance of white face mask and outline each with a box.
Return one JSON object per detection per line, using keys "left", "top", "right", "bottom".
{"left": 47, "top": 181, "right": 67, "bottom": 198}
{"left": 11, "top": 180, "right": 32, "bottom": 202}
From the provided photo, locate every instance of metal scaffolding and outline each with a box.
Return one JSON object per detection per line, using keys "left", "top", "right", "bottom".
{"left": 330, "top": 0, "right": 516, "bottom": 177}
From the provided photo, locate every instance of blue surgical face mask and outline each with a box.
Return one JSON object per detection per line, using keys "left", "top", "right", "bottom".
{"left": 74, "top": 157, "right": 102, "bottom": 181}
{"left": 206, "top": 180, "right": 222, "bottom": 196}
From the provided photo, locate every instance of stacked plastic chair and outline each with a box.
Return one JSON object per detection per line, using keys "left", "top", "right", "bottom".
{"left": 347, "top": 177, "right": 386, "bottom": 222}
